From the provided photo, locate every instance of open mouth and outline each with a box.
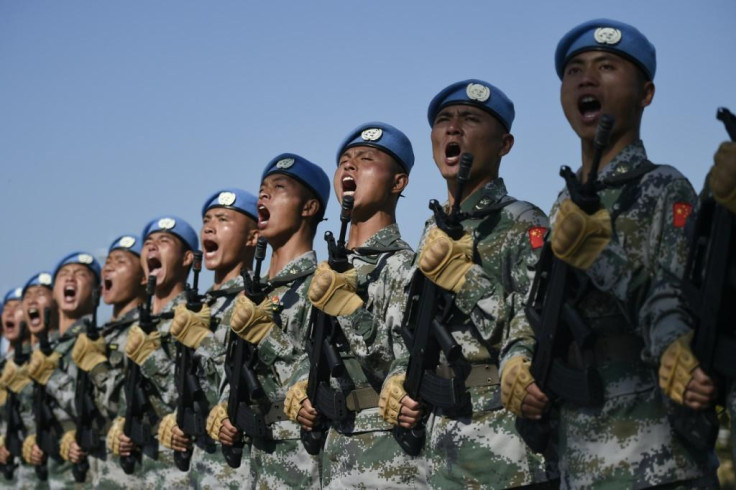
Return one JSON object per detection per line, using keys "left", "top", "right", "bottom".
{"left": 258, "top": 205, "right": 270, "bottom": 227}
{"left": 103, "top": 277, "right": 113, "bottom": 292}
{"left": 147, "top": 257, "right": 162, "bottom": 276}
{"left": 64, "top": 285, "right": 77, "bottom": 303}
{"left": 203, "top": 239, "right": 219, "bottom": 254}
{"left": 3, "top": 320, "right": 15, "bottom": 332}
{"left": 342, "top": 176, "right": 356, "bottom": 197}
{"left": 578, "top": 95, "right": 601, "bottom": 121}
{"left": 28, "top": 307, "right": 41, "bottom": 327}
{"left": 445, "top": 142, "right": 461, "bottom": 163}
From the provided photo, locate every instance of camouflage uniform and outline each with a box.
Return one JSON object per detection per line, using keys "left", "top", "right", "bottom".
{"left": 220, "top": 251, "right": 320, "bottom": 489}
{"left": 89, "top": 308, "right": 139, "bottom": 489}
{"left": 392, "top": 179, "right": 552, "bottom": 489}
{"left": 188, "top": 274, "right": 245, "bottom": 489}
{"left": 505, "top": 142, "right": 718, "bottom": 488}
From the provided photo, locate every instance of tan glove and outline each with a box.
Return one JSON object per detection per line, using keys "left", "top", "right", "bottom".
{"left": 106, "top": 417, "right": 125, "bottom": 455}
{"left": 157, "top": 413, "right": 178, "bottom": 449}
{"left": 284, "top": 380, "right": 309, "bottom": 422}
{"left": 206, "top": 403, "right": 229, "bottom": 441}
{"left": 710, "top": 141, "right": 736, "bottom": 214}
{"left": 659, "top": 331, "right": 699, "bottom": 405}
{"left": 22, "top": 434, "right": 36, "bottom": 464}
{"left": 72, "top": 333, "right": 108, "bottom": 372}
{"left": 230, "top": 296, "right": 275, "bottom": 344}
{"left": 125, "top": 325, "right": 161, "bottom": 366}
{"left": 501, "top": 356, "right": 535, "bottom": 416}
{"left": 551, "top": 199, "right": 612, "bottom": 270}
{"left": 170, "top": 304, "right": 212, "bottom": 349}
{"left": 378, "top": 374, "right": 407, "bottom": 425}
{"left": 308, "top": 262, "right": 364, "bottom": 316}
{"left": 419, "top": 226, "right": 473, "bottom": 292}
{"left": 1, "top": 360, "right": 32, "bottom": 393}
{"left": 28, "top": 349, "right": 60, "bottom": 385}
{"left": 59, "top": 430, "right": 76, "bottom": 462}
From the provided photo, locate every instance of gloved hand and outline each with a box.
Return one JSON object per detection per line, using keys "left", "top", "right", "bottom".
{"left": 501, "top": 356, "right": 535, "bottom": 416}
{"left": 106, "top": 417, "right": 125, "bottom": 455}
{"left": 72, "top": 333, "right": 108, "bottom": 372}
{"left": 59, "top": 430, "right": 77, "bottom": 462}
{"left": 125, "top": 325, "right": 161, "bottom": 366}
{"left": 551, "top": 199, "right": 612, "bottom": 270}
{"left": 308, "top": 262, "right": 364, "bottom": 316}
{"left": 230, "top": 296, "right": 275, "bottom": 344}
{"left": 22, "top": 434, "right": 36, "bottom": 464}
{"left": 710, "top": 141, "right": 736, "bottom": 214}
{"left": 0, "top": 360, "right": 32, "bottom": 393}
{"left": 170, "top": 303, "right": 212, "bottom": 349}
{"left": 284, "top": 380, "right": 309, "bottom": 423}
{"left": 378, "top": 374, "right": 407, "bottom": 425}
{"left": 28, "top": 349, "right": 60, "bottom": 385}
{"left": 157, "top": 413, "right": 178, "bottom": 450}
{"left": 418, "top": 227, "right": 473, "bottom": 292}
{"left": 206, "top": 403, "right": 229, "bottom": 441}
{"left": 659, "top": 332, "right": 699, "bottom": 405}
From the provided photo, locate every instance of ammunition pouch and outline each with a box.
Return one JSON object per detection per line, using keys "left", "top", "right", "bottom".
{"left": 234, "top": 400, "right": 285, "bottom": 439}
{"left": 419, "top": 363, "right": 499, "bottom": 410}
{"left": 315, "top": 384, "right": 379, "bottom": 421}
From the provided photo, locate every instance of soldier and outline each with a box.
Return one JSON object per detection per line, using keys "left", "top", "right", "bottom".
{"left": 165, "top": 188, "right": 259, "bottom": 489}
{"left": 380, "top": 80, "right": 553, "bottom": 488}
{"left": 504, "top": 19, "right": 719, "bottom": 488}
{"left": 111, "top": 216, "right": 198, "bottom": 489}
{"left": 206, "top": 153, "right": 329, "bottom": 488}
{"left": 0, "top": 289, "right": 22, "bottom": 359}
{"left": 69, "top": 235, "right": 145, "bottom": 489}
{"left": 285, "top": 122, "right": 425, "bottom": 487}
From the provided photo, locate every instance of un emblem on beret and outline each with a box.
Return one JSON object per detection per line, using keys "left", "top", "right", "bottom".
{"left": 218, "top": 191, "right": 236, "bottom": 206}
{"left": 38, "top": 274, "right": 52, "bottom": 286}
{"left": 466, "top": 83, "right": 491, "bottom": 102}
{"left": 13, "top": 287, "right": 22, "bottom": 297}
{"left": 276, "top": 158, "right": 295, "bottom": 169}
{"left": 361, "top": 128, "right": 383, "bottom": 141}
{"left": 78, "top": 253, "right": 94, "bottom": 265}
{"left": 119, "top": 236, "right": 136, "bottom": 249}
{"left": 594, "top": 27, "right": 622, "bottom": 45}
{"left": 158, "top": 218, "right": 176, "bottom": 230}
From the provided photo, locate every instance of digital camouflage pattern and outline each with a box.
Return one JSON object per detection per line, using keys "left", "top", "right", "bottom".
{"left": 391, "top": 179, "right": 552, "bottom": 489}
{"left": 504, "top": 142, "right": 718, "bottom": 489}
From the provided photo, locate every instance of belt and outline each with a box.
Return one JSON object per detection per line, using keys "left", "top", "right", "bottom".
{"left": 345, "top": 387, "right": 379, "bottom": 412}
{"left": 316, "top": 384, "right": 380, "bottom": 421}
{"left": 567, "top": 333, "right": 643, "bottom": 368}
{"left": 435, "top": 363, "right": 499, "bottom": 387}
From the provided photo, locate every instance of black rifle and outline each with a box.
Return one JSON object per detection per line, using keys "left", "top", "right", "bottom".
{"left": 33, "top": 307, "right": 65, "bottom": 481}
{"left": 173, "top": 251, "right": 208, "bottom": 471}
{"left": 516, "top": 115, "right": 614, "bottom": 454}
{"left": 395, "top": 154, "right": 472, "bottom": 456}
{"left": 2, "top": 321, "right": 29, "bottom": 480}
{"left": 72, "top": 287, "right": 105, "bottom": 482}
{"left": 671, "top": 107, "right": 736, "bottom": 451}
{"left": 120, "top": 275, "right": 160, "bottom": 474}
{"left": 223, "top": 237, "right": 268, "bottom": 468}
{"left": 300, "top": 195, "right": 353, "bottom": 455}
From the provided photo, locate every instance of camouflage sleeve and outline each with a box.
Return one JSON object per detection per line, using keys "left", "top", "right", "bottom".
{"left": 138, "top": 337, "right": 178, "bottom": 409}
{"left": 256, "top": 310, "right": 307, "bottom": 391}
{"left": 88, "top": 352, "right": 127, "bottom": 419}
{"left": 194, "top": 313, "right": 231, "bottom": 407}
{"left": 45, "top": 363, "right": 78, "bottom": 421}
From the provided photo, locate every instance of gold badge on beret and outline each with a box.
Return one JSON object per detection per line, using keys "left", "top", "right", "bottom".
{"left": 276, "top": 158, "right": 295, "bottom": 169}
{"left": 466, "top": 83, "right": 491, "bottom": 102}
{"left": 594, "top": 27, "right": 622, "bottom": 45}
{"left": 361, "top": 128, "right": 383, "bottom": 141}
{"left": 218, "top": 192, "right": 236, "bottom": 206}
{"left": 158, "top": 218, "right": 176, "bottom": 230}
{"left": 119, "top": 236, "right": 136, "bottom": 249}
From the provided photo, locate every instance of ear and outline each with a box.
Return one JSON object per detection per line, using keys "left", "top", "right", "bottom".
{"left": 641, "top": 81, "right": 655, "bottom": 108}
{"left": 391, "top": 172, "right": 409, "bottom": 197}
{"left": 498, "top": 133, "right": 514, "bottom": 157}
{"left": 301, "top": 198, "right": 320, "bottom": 219}
{"left": 245, "top": 226, "right": 259, "bottom": 248}
{"left": 182, "top": 250, "right": 194, "bottom": 268}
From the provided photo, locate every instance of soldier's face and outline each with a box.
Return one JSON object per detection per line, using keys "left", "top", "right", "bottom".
{"left": 142, "top": 232, "right": 192, "bottom": 291}
{"left": 335, "top": 146, "right": 406, "bottom": 216}
{"left": 201, "top": 208, "right": 257, "bottom": 272}
{"left": 1, "top": 300, "right": 21, "bottom": 342}
{"left": 560, "top": 51, "right": 654, "bottom": 142}
{"left": 102, "top": 250, "right": 144, "bottom": 307}
{"left": 53, "top": 264, "right": 96, "bottom": 318}
{"left": 257, "top": 174, "right": 315, "bottom": 241}
{"left": 22, "top": 286, "right": 55, "bottom": 335}
{"left": 431, "top": 105, "right": 512, "bottom": 184}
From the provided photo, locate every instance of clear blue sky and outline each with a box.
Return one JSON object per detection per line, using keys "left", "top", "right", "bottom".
{"left": 1, "top": 1, "right": 734, "bottom": 315}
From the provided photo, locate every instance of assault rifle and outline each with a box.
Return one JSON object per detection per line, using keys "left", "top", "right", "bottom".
{"left": 395, "top": 154, "right": 472, "bottom": 456}
{"left": 516, "top": 115, "right": 614, "bottom": 454}
{"left": 300, "top": 195, "right": 353, "bottom": 455}
{"left": 33, "top": 306, "right": 65, "bottom": 481}
{"left": 223, "top": 237, "right": 268, "bottom": 468}
{"left": 72, "top": 287, "right": 105, "bottom": 482}
{"left": 174, "top": 251, "right": 208, "bottom": 471}
{"left": 671, "top": 107, "right": 736, "bottom": 451}
{"left": 2, "top": 321, "right": 29, "bottom": 480}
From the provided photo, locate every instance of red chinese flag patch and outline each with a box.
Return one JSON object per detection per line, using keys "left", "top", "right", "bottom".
{"left": 528, "top": 227, "right": 546, "bottom": 250}
{"left": 672, "top": 202, "right": 692, "bottom": 228}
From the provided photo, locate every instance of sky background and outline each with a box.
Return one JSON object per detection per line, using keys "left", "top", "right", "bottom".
{"left": 1, "top": 1, "right": 735, "bottom": 319}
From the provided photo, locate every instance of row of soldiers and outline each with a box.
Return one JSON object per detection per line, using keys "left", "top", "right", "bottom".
{"left": 0, "top": 17, "right": 734, "bottom": 489}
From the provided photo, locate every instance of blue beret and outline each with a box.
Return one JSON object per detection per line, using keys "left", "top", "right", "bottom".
{"left": 555, "top": 18, "right": 656, "bottom": 80}
{"left": 427, "top": 79, "right": 515, "bottom": 131}
{"left": 109, "top": 234, "right": 143, "bottom": 257}
{"left": 3, "top": 287, "right": 23, "bottom": 304}
{"left": 142, "top": 215, "right": 200, "bottom": 252}
{"left": 54, "top": 252, "right": 102, "bottom": 282}
{"left": 262, "top": 153, "right": 331, "bottom": 213}
{"left": 201, "top": 188, "right": 258, "bottom": 221}
{"left": 337, "top": 122, "right": 415, "bottom": 174}
{"left": 23, "top": 272, "right": 54, "bottom": 296}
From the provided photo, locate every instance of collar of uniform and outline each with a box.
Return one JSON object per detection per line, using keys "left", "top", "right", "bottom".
{"left": 160, "top": 291, "right": 188, "bottom": 315}
{"left": 268, "top": 250, "right": 318, "bottom": 287}
{"left": 594, "top": 140, "right": 648, "bottom": 183}
{"left": 207, "top": 273, "right": 244, "bottom": 295}
{"left": 459, "top": 177, "right": 509, "bottom": 213}
{"left": 106, "top": 306, "right": 138, "bottom": 327}
{"left": 59, "top": 315, "right": 91, "bottom": 341}
{"left": 353, "top": 223, "right": 409, "bottom": 255}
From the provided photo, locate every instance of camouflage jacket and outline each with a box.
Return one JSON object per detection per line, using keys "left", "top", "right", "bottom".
{"left": 45, "top": 319, "right": 88, "bottom": 429}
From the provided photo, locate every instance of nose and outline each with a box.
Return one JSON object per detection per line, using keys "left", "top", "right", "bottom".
{"left": 578, "top": 64, "right": 599, "bottom": 87}
{"left": 446, "top": 116, "right": 462, "bottom": 135}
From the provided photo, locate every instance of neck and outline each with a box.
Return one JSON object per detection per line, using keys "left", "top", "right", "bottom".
{"left": 153, "top": 282, "right": 185, "bottom": 314}
{"left": 267, "top": 230, "right": 312, "bottom": 279}
{"left": 580, "top": 129, "right": 639, "bottom": 181}
{"left": 347, "top": 210, "right": 395, "bottom": 249}
{"left": 214, "top": 262, "right": 245, "bottom": 290}
{"left": 112, "top": 296, "right": 143, "bottom": 320}
{"left": 58, "top": 312, "right": 82, "bottom": 335}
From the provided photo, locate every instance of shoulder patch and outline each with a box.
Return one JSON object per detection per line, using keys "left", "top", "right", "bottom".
{"left": 528, "top": 227, "right": 546, "bottom": 249}
{"left": 673, "top": 202, "right": 692, "bottom": 228}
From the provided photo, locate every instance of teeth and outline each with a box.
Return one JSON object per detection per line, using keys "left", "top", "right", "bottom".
{"left": 342, "top": 176, "right": 354, "bottom": 183}
{"left": 581, "top": 96, "right": 596, "bottom": 103}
